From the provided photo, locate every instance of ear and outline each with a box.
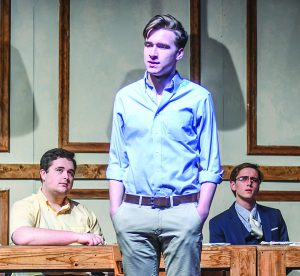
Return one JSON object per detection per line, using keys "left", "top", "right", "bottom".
{"left": 40, "top": 169, "right": 46, "bottom": 182}
{"left": 176, "top": 48, "right": 184, "bottom": 61}
{"left": 230, "top": 181, "right": 236, "bottom": 192}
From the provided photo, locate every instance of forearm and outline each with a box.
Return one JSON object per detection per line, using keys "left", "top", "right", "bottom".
{"left": 197, "top": 182, "right": 217, "bottom": 223}
{"left": 12, "top": 227, "right": 83, "bottom": 245}
{"left": 109, "top": 179, "right": 125, "bottom": 217}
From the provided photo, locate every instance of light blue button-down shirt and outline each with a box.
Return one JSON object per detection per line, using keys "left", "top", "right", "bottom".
{"left": 107, "top": 72, "right": 222, "bottom": 196}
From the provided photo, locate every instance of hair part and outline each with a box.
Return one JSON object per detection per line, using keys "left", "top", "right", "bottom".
{"left": 143, "top": 14, "right": 188, "bottom": 49}
{"left": 40, "top": 148, "right": 77, "bottom": 172}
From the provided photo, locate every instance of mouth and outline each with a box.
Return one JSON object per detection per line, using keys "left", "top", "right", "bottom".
{"left": 147, "top": 61, "right": 159, "bottom": 66}
{"left": 59, "top": 183, "right": 69, "bottom": 187}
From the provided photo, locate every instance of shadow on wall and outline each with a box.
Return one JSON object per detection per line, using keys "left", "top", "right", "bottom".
{"left": 10, "top": 46, "right": 39, "bottom": 137}
{"left": 201, "top": 0, "right": 245, "bottom": 131}
{"left": 106, "top": 69, "right": 145, "bottom": 139}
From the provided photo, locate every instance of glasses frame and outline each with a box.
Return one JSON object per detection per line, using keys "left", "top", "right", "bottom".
{"left": 235, "top": 176, "right": 261, "bottom": 184}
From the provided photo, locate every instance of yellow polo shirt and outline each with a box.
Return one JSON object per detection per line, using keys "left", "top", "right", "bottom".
{"left": 10, "top": 190, "right": 105, "bottom": 276}
{"left": 10, "top": 189, "right": 104, "bottom": 243}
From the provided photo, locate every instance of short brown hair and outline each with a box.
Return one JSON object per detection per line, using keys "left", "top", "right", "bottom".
{"left": 40, "top": 148, "right": 77, "bottom": 172}
{"left": 230, "top": 163, "right": 264, "bottom": 184}
{"left": 143, "top": 14, "right": 188, "bottom": 49}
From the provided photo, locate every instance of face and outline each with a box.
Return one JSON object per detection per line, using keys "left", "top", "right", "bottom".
{"left": 230, "top": 167, "right": 260, "bottom": 204}
{"left": 40, "top": 158, "right": 75, "bottom": 198}
{"left": 144, "top": 29, "right": 184, "bottom": 79}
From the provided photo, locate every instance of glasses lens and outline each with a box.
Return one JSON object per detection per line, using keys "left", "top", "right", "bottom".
{"left": 236, "top": 176, "right": 259, "bottom": 184}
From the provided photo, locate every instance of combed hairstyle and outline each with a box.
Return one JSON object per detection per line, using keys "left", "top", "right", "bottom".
{"left": 230, "top": 162, "right": 264, "bottom": 184}
{"left": 143, "top": 14, "right": 188, "bottom": 49}
{"left": 229, "top": 163, "right": 264, "bottom": 197}
{"left": 40, "top": 148, "right": 77, "bottom": 172}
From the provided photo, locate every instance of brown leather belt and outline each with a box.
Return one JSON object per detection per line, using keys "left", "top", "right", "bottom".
{"left": 123, "top": 193, "right": 199, "bottom": 208}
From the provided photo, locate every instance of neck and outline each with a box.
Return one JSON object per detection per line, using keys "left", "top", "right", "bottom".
{"left": 149, "top": 72, "right": 175, "bottom": 95}
{"left": 236, "top": 198, "right": 256, "bottom": 211}
{"left": 41, "top": 189, "right": 66, "bottom": 209}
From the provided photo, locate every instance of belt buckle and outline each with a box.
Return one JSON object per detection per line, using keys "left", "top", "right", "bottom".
{"left": 150, "top": 197, "right": 155, "bottom": 208}
{"left": 151, "top": 196, "right": 171, "bottom": 208}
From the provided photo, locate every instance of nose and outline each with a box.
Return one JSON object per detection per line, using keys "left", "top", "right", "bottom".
{"left": 149, "top": 46, "right": 158, "bottom": 58}
{"left": 62, "top": 170, "right": 69, "bottom": 179}
{"left": 246, "top": 177, "right": 254, "bottom": 186}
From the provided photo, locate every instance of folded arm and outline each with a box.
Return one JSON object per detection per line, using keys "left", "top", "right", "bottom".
{"left": 12, "top": 226, "right": 105, "bottom": 246}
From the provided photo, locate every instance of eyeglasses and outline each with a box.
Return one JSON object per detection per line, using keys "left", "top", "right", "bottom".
{"left": 235, "top": 176, "right": 260, "bottom": 184}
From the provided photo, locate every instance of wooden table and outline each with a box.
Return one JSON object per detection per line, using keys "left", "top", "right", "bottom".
{"left": 201, "top": 245, "right": 256, "bottom": 275}
{"left": 0, "top": 245, "right": 114, "bottom": 273}
{"left": 0, "top": 245, "right": 256, "bottom": 275}
{"left": 257, "top": 245, "right": 300, "bottom": 276}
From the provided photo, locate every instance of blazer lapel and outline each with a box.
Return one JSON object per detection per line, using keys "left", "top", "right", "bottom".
{"left": 228, "top": 204, "right": 250, "bottom": 244}
{"left": 258, "top": 204, "right": 271, "bottom": 241}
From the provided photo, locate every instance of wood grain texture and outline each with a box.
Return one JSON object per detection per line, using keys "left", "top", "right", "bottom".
{"left": 257, "top": 245, "right": 300, "bottom": 276}
{"left": 69, "top": 189, "right": 109, "bottom": 200}
{"left": 112, "top": 245, "right": 256, "bottom": 276}
{"left": 256, "top": 191, "right": 300, "bottom": 202}
{"left": 0, "top": 190, "right": 9, "bottom": 245}
{"left": 230, "top": 247, "right": 256, "bottom": 276}
{"left": 0, "top": 246, "right": 114, "bottom": 270}
{"left": 0, "top": 164, "right": 299, "bottom": 201}
{"left": 190, "top": 0, "right": 200, "bottom": 83}
{"left": 0, "top": 0, "right": 10, "bottom": 152}
{"left": 1, "top": 164, "right": 300, "bottom": 181}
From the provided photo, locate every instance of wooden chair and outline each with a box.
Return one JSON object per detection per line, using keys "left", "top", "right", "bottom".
{"left": 0, "top": 189, "right": 9, "bottom": 245}
{"left": 112, "top": 244, "right": 166, "bottom": 276}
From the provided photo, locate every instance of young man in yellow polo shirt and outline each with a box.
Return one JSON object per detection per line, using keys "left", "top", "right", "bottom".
{"left": 10, "top": 148, "right": 105, "bottom": 247}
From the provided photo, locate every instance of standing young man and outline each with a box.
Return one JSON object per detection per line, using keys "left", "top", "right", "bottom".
{"left": 107, "top": 14, "right": 222, "bottom": 276}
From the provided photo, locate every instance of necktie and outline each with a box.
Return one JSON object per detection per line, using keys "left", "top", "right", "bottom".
{"left": 249, "top": 212, "right": 263, "bottom": 239}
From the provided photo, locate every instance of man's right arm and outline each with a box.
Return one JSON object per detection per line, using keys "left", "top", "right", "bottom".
{"left": 12, "top": 227, "right": 104, "bottom": 246}
{"left": 10, "top": 199, "right": 105, "bottom": 246}
{"left": 109, "top": 179, "right": 125, "bottom": 217}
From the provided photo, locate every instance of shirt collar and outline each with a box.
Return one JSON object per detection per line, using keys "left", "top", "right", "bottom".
{"left": 37, "top": 188, "right": 71, "bottom": 214}
{"left": 235, "top": 201, "right": 259, "bottom": 221}
{"left": 144, "top": 71, "right": 183, "bottom": 94}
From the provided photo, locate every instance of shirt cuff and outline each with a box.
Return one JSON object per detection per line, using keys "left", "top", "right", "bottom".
{"left": 199, "top": 170, "right": 223, "bottom": 185}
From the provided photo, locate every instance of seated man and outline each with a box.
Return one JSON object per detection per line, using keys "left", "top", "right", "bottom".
{"left": 209, "top": 162, "right": 289, "bottom": 244}
{"left": 10, "top": 148, "right": 105, "bottom": 275}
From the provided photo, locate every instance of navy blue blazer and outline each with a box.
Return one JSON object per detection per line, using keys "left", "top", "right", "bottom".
{"left": 209, "top": 203, "right": 289, "bottom": 244}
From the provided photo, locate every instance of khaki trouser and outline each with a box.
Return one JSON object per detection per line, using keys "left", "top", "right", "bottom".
{"left": 112, "top": 202, "right": 203, "bottom": 276}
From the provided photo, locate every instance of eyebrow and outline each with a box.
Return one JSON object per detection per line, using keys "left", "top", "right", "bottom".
{"left": 144, "top": 41, "right": 171, "bottom": 49}
{"left": 55, "top": 166, "right": 75, "bottom": 173}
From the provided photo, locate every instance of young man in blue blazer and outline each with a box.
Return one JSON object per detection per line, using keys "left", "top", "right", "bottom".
{"left": 209, "top": 163, "right": 289, "bottom": 244}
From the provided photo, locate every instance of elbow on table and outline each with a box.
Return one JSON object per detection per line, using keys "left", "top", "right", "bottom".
{"left": 12, "top": 227, "right": 33, "bottom": 245}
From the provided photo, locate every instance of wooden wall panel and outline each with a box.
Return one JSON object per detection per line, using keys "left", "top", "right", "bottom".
{"left": 0, "top": 165, "right": 299, "bottom": 201}
{"left": 0, "top": 0, "right": 10, "bottom": 152}
{"left": 1, "top": 164, "right": 299, "bottom": 181}
{"left": 247, "top": 0, "right": 300, "bottom": 155}
{"left": 0, "top": 189, "right": 9, "bottom": 245}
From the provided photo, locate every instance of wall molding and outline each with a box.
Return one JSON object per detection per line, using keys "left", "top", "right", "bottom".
{"left": 58, "top": 0, "right": 200, "bottom": 153}
{"left": 0, "top": 0, "right": 10, "bottom": 152}
{"left": 1, "top": 164, "right": 300, "bottom": 181}
{"left": 247, "top": 0, "right": 300, "bottom": 155}
{"left": 0, "top": 189, "right": 9, "bottom": 245}
{"left": 0, "top": 164, "right": 299, "bottom": 202}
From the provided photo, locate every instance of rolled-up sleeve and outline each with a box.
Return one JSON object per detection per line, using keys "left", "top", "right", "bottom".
{"left": 197, "top": 93, "right": 223, "bottom": 184}
{"left": 106, "top": 94, "right": 129, "bottom": 181}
